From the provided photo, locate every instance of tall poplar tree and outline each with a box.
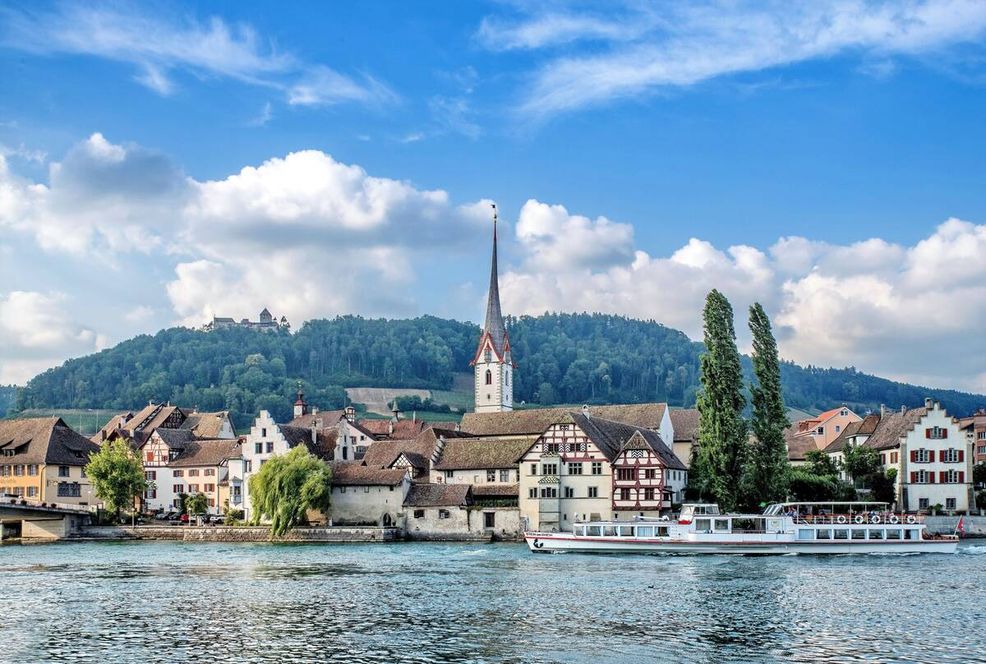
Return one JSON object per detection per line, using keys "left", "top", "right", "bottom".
{"left": 746, "top": 302, "right": 790, "bottom": 506}
{"left": 696, "top": 290, "right": 748, "bottom": 511}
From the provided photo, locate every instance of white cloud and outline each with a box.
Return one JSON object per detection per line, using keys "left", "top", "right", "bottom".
{"left": 0, "top": 291, "right": 106, "bottom": 384}
{"left": 0, "top": 5, "right": 393, "bottom": 108}
{"left": 478, "top": 1, "right": 986, "bottom": 118}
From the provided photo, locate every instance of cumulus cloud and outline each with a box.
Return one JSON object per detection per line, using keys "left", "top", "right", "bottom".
{"left": 477, "top": 1, "right": 986, "bottom": 118}
{"left": 0, "top": 291, "right": 106, "bottom": 383}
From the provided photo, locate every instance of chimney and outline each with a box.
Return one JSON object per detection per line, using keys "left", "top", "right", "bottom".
{"left": 311, "top": 423, "right": 317, "bottom": 445}
{"left": 924, "top": 397, "right": 933, "bottom": 409}
{"left": 880, "top": 404, "right": 886, "bottom": 417}
{"left": 344, "top": 406, "right": 355, "bottom": 421}
{"left": 412, "top": 411, "right": 417, "bottom": 423}
{"left": 388, "top": 421, "right": 394, "bottom": 436}
{"left": 582, "top": 404, "right": 590, "bottom": 418}
{"left": 454, "top": 422, "right": 461, "bottom": 433}
{"left": 901, "top": 405, "right": 906, "bottom": 414}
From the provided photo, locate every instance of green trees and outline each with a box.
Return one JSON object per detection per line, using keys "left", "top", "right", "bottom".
{"left": 84, "top": 439, "right": 147, "bottom": 519}
{"left": 697, "top": 290, "right": 748, "bottom": 512}
{"left": 186, "top": 493, "right": 208, "bottom": 516}
{"left": 746, "top": 302, "right": 790, "bottom": 506}
{"left": 787, "top": 451, "right": 856, "bottom": 501}
{"left": 249, "top": 446, "right": 333, "bottom": 537}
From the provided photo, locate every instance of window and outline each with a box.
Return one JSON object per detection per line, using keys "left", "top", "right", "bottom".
{"left": 643, "top": 468, "right": 657, "bottom": 480}
{"left": 564, "top": 486, "right": 575, "bottom": 498}
{"left": 541, "top": 463, "right": 558, "bottom": 476}
{"left": 204, "top": 484, "right": 215, "bottom": 492}
{"left": 816, "top": 426, "right": 824, "bottom": 435}
{"left": 188, "top": 469, "right": 200, "bottom": 477}
{"left": 643, "top": 488, "right": 655, "bottom": 501}
{"left": 840, "top": 409, "right": 848, "bottom": 416}
{"left": 919, "top": 498, "right": 930, "bottom": 509}
{"left": 145, "top": 489, "right": 157, "bottom": 499}
{"left": 616, "top": 468, "right": 635, "bottom": 481}
{"left": 914, "top": 470, "right": 930, "bottom": 484}
{"left": 342, "top": 447, "right": 348, "bottom": 461}
{"left": 414, "top": 509, "right": 424, "bottom": 519}
{"left": 528, "top": 488, "right": 537, "bottom": 498}
{"left": 835, "top": 425, "right": 841, "bottom": 433}
{"left": 979, "top": 431, "right": 986, "bottom": 440}
{"left": 145, "top": 471, "right": 156, "bottom": 481}
{"left": 58, "top": 466, "right": 70, "bottom": 477}
{"left": 913, "top": 448, "right": 931, "bottom": 463}
{"left": 591, "top": 462, "right": 602, "bottom": 475}
{"left": 173, "top": 470, "right": 184, "bottom": 477}
{"left": 487, "top": 470, "right": 496, "bottom": 482}
{"left": 340, "top": 486, "right": 346, "bottom": 493}
{"left": 438, "top": 509, "right": 450, "bottom": 519}
{"left": 588, "top": 486, "right": 598, "bottom": 498}
{"left": 444, "top": 470, "right": 454, "bottom": 479}
{"left": 946, "top": 498, "right": 957, "bottom": 510}
{"left": 619, "top": 488, "right": 631, "bottom": 501}
{"left": 204, "top": 469, "right": 215, "bottom": 476}
{"left": 540, "top": 487, "right": 558, "bottom": 498}
{"left": 364, "top": 486, "right": 370, "bottom": 493}
{"left": 57, "top": 483, "right": 81, "bottom": 498}
{"left": 26, "top": 486, "right": 37, "bottom": 498}
{"left": 567, "top": 462, "right": 583, "bottom": 475}
{"left": 188, "top": 484, "right": 199, "bottom": 493}
{"left": 941, "top": 449, "right": 961, "bottom": 463}
{"left": 926, "top": 426, "right": 947, "bottom": 440}
{"left": 499, "top": 470, "right": 509, "bottom": 482}
{"left": 173, "top": 484, "right": 184, "bottom": 493}
{"left": 265, "top": 441, "right": 274, "bottom": 453}
{"left": 27, "top": 464, "right": 38, "bottom": 476}
{"left": 254, "top": 443, "right": 263, "bottom": 454}
{"left": 484, "top": 512, "right": 495, "bottom": 528}
{"left": 530, "top": 464, "right": 537, "bottom": 476}
{"left": 485, "top": 369, "right": 492, "bottom": 385}
{"left": 261, "top": 428, "right": 267, "bottom": 437}
{"left": 942, "top": 470, "right": 962, "bottom": 484}
{"left": 146, "top": 452, "right": 154, "bottom": 462}
{"left": 545, "top": 443, "right": 559, "bottom": 454}
{"left": 484, "top": 349, "right": 491, "bottom": 363}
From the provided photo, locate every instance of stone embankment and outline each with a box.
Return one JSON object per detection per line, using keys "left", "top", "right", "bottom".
{"left": 79, "top": 525, "right": 400, "bottom": 543}
{"left": 924, "top": 515, "right": 986, "bottom": 537}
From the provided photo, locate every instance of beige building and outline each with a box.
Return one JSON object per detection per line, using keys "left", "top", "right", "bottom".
{"left": 0, "top": 417, "right": 100, "bottom": 506}
{"left": 787, "top": 405, "right": 862, "bottom": 453}
{"left": 329, "top": 463, "right": 410, "bottom": 526}
{"left": 669, "top": 408, "right": 699, "bottom": 468}
{"left": 403, "top": 484, "right": 522, "bottom": 541}
{"left": 140, "top": 428, "right": 240, "bottom": 514}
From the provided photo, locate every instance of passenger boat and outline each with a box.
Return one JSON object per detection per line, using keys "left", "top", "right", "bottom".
{"left": 524, "top": 502, "right": 959, "bottom": 555}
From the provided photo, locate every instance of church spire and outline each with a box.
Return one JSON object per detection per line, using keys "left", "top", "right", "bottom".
{"left": 483, "top": 203, "right": 507, "bottom": 357}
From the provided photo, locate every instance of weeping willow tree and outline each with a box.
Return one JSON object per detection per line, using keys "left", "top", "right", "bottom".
{"left": 249, "top": 446, "right": 333, "bottom": 537}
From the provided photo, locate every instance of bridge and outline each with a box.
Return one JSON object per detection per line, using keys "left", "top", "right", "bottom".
{"left": 0, "top": 499, "right": 94, "bottom": 541}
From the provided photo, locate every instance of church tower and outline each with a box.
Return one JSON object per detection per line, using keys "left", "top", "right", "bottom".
{"left": 472, "top": 205, "right": 513, "bottom": 413}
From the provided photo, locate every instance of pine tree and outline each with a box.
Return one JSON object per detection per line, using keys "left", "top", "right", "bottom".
{"left": 696, "top": 290, "right": 748, "bottom": 511}
{"left": 747, "top": 302, "right": 790, "bottom": 506}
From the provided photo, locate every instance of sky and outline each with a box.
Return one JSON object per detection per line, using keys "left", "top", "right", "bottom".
{"left": 1, "top": 1, "right": 986, "bottom": 394}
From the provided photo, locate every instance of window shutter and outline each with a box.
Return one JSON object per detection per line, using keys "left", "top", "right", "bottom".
{"left": 939, "top": 471, "right": 946, "bottom": 484}
{"left": 958, "top": 450, "right": 964, "bottom": 463}
{"left": 910, "top": 471, "right": 917, "bottom": 483}
{"left": 910, "top": 450, "right": 917, "bottom": 462}
{"left": 959, "top": 471, "right": 965, "bottom": 484}
{"left": 928, "top": 472, "right": 935, "bottom": 484}
{"left": 942, "top": 428, "right": 948, "bottom": 439}
{"left": 928, "top": 450, "right": 935, "bottom": 462}
{"left": 925, "top": 428, "right": 931, "bottom": 439}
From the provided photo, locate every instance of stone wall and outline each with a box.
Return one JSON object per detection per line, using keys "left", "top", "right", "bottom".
{"left": 80, "top": 525, "right": 399, "bottom": 542}
{"left": 924, "top": 515, "right": 986, "bottom": 536}
{"left": 404, "top": 506, "right": 522, "bottom": 541}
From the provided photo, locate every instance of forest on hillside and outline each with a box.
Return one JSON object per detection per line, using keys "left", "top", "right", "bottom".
{"left": 12, "top": 313, "right": 986, "bottom": 426}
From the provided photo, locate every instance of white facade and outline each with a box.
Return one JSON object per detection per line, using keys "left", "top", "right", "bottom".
{"left": 893, "top": 402, "right": 973, "bottom": 513}
{"left": 474, "top": 344, "right": 513, "bottom": 414}
{"left": 431, "top": 467, "right": 519, "bottom": 485}
{"left": 330, "top": 476, "right": 410, "bottom": 526}
{"left": 241, "top": 411, "right": 301, "bottom": 520}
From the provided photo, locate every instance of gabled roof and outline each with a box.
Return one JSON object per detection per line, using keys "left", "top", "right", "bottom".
{"left": 285, "top": 409, "right": 345, "bottom": 430}
{"left": 460, "top": 403, "right": 668, "bottom": 437}
{"left": 863, "top": 407, "right": 930, "bottom": 451}
{"left": 569, "top": 412, "right": 686, "bottom": 470}
{"left": 180, "top": 411, "right": 233, "bottom": 438}
{"left": 170, "top": 439, "right": 241, "bottom": 468}
{"left": 0, "top": 417, "right": 100, "bottom": 466}
{"left": 331, "top": 462, "right": 408, "bottom": 487}
{"left": 669, "top": 408, "right": 699, "bottom": 443}
{"left": 471, "top": 483, "right": 519, "bottom": 498}
{"left": 404, "top": 483, "right": 471, "bottom": 507}
{"left": 433, "top": 437, "right": 531, "bottom": 470}
{"left": 785, "top": 427, "right": 818, "bottom": 462}
{"left": 823, "top": 414, "right": 880, "bottom": 453}
{"left": 149, "top": 428, "right": 195, "bottom": 449}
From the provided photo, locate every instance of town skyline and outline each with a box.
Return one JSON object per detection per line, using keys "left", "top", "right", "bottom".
{"left": 2, "top": 2, "right": 986, "bottom": 393}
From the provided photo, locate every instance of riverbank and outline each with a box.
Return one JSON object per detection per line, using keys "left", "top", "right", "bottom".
{"left": 77, "top": 525, "right": 401, "bottom": 543}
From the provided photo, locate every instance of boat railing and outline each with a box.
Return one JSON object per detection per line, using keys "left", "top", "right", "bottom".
{"left": 791, "top": 513, "right": 923, "bottom": 526}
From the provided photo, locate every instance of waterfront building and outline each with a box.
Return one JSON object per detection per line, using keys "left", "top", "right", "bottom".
{"left": 471, "top": 208, "right": 513, "bottom": 414}
{"left": 329, "top": 463, "right": 410, "bottom": 526}
{"left": 92, "top": 402, "right": 234, "bottom": 446}
{"left": 460, "top": 402, "right": 674, "bottom": 443}
{"left": 669, "top": 408, "right": 700, "bottom": 468}
{"left": 0, "top": 417, "right": 100, "bottom": 506}
{"left": 403, "top": 483, "right": 522, "bottom": 540}
{"left": 140, "top": 428, "right": 240, "bottom": 514}
{"left": 958, "top": 409, "right": 986, "bottom": 463}
{"left": 518, "top": 408, "right": 687, "bottom": 532}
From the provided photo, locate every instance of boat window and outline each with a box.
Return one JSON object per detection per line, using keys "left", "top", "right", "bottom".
{"left": 657, "top": 526, "right": 670, "bottom": 537}
{"left": 905, "top": 528, "right": 919, "bottom": 541}
{"left": 714, "top": 519, "right": 730, "bottom": 532}
{"left": 798, "top": 529, "right": 814, "bottom": 540}
{"left": 587, "top": 526, "right": 602, "bottom": 536}
{"left": 603, "top": 525, "right": 617, "bottom": 537}
{"left": 816, "top": 529, "right": 831, "bottom": 539}
{"left": 851, "top": 529, "right": 865, "bottom": 540}
{"left": 694, "top": 518, "right": 711, "bottom": 533}
{"left": 868, "top": 529, "right": 884, "bottom": 540}
{"left": 637, "top": 526, "right": 655, "bottom": 538}
{"left": 886, "top": 529, "right": 902, "bottom": 540}
{"left": 834, "top": 529, "right": 848, "bottom": 540}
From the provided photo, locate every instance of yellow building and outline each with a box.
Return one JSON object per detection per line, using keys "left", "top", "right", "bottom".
{"left": 0, "top": 417, "right": 100, "bottom": 506}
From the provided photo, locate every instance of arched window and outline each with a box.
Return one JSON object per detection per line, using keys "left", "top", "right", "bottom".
{"left": 485, "top": 369, "right": 492, "bottom": 385}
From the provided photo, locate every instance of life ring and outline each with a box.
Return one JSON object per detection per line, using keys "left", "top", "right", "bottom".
{"left": 871, "top": 515, "right": 881, "bottom": 524}
{"left": 837, "top": 515, "right": 847, "bottom": 524}
{"left": 889, "top": 515, "right": 899, "bottom": 524}
{"left": 854, "top": 515, "right": 865, "bottom": 524}
{"left": 906, "top": 515, "right": 916, "bottom": 524}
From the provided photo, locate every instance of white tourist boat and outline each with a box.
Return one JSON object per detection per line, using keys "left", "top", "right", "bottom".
{"left": 524, "top": 502, "right": 959, "bottom": 555}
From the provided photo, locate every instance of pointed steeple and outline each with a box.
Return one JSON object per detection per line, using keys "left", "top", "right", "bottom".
{"left": 483, "top": 204, "right": 507, "bottom": 357}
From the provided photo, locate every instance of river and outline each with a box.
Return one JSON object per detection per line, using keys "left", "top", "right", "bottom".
{"left": 2, "top": 541, "right": 984, "bottom": 663}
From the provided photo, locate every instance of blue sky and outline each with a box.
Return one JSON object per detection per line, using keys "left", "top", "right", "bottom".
{"left": 2, "top": 1, "right": 986, "bottom": 393}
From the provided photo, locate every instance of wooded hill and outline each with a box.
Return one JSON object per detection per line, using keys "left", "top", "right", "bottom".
{"left": 12, "top": 313, "right": 985, "bottom": 426}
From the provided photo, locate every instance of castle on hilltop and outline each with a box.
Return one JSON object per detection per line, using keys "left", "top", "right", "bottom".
{"left": 201, "top": 308, "right": 290, "bottom": 332}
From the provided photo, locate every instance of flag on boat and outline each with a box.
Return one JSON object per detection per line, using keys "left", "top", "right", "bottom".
{"left": 956, "top": 516, "right": 965, "bottom": 535}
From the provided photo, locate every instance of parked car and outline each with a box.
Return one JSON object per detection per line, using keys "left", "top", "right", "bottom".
{"left": 180, "top": 513, "right": 190, "bottom": 524}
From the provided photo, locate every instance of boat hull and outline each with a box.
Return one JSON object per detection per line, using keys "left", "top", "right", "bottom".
{"left": 524, "top": 533, "right": 958, "bottom": 555}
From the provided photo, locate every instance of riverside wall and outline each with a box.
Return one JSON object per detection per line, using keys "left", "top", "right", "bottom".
{"left": 79, "top": 525, "right": 399, "bottom": 543}
{"left": 924, "top": 515, "right": 986, "bottom": 537}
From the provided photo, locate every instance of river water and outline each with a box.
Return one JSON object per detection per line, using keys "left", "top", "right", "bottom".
{"left": 2, "top": 541, "right": 984, "bottom": 663}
